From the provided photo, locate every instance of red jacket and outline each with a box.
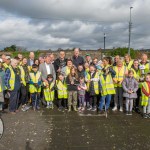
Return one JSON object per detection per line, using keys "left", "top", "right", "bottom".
{"left": 142, "top": 81, "right": 150, "bottom": 97}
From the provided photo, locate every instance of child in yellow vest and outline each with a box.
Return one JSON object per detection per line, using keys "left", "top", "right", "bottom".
{"left": 29, "top": 64, "right": 42, "bottom": 111}
{"left": 141, "top": 74, "right": 150, "bottom": 118}
{"left": 56, "top": 73, "right": 68, "bottom": 111}
{"left": 43, "top": 74, "right": 55, "bottom": 109}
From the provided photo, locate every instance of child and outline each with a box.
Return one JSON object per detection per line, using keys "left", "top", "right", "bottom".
{"left": 43, "top": 74, "right": 55, "bottom": 109}
{"left": 85, "top": 64, "right": 99, "bottom": 111}
{"left": 141, "top": 74, "right": 150, "bottom": 118}
{"left": 77, "top": 64, "right": 85, "bottom": 78}
{"left": 122, "top": 70, "right": 138, "bottom": 115}
{"left": 66, "top": 66, "right": 79, "bottom": 112}
{"left": 56, "top": 73, "right": 68, "bottom": 111}
{"left": 29, "top": 64, "right": 42, "bottom": 111}
{"left": 78, "top": 76, "right": 87, "bottom": 111}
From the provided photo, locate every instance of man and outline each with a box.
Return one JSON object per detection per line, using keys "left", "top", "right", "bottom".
{"left": 54, "top": 50, "right": 67, "bottom": 74}
{"left": 3, "top": 56, "right": 11, "bottom": 70}
{"left": 39, "top": 54, "right": 56, "bottom": 82}
{"left": 85, "top": 54, "right": 92, "bottom": 65}
{"left": 50, "top": 53, "right": 55, "bottom": 65}
{"left": 27, "top": 52, "right": 35, "bottom": 66}
{"left": 72, "top": 48, "right": 84, "bottom": 67}
{"left": 4, "top": 59, "right": 21, "bottom": 114}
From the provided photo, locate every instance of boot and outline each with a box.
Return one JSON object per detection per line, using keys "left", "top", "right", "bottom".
{"left": 73, "top": 106, "right": 77, "bottom": 111}
{"left": 68, "top": 106, "right": 71, "bottom": 112}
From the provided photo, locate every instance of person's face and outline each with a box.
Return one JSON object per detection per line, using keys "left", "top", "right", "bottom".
{"left": 74, "top": 49, "right": 79, "bottom": 57}
{"left": 86, "top": 56, "right": 91, "bottom": 61}
{"left": 133, "top": 61, "right": 139, "bottom": 68}
{"left": 50, "top": 55, "right": 55, "bottom": 62}
{"left": 141, "top": 55, "right": 147, "bottom": 63}
{"left": 67, "top": 61, "right": 72, "bottom": 67}
{"left": 18, "top": 54, "right": 23, "bottom": 60}
{"left": 84, "top": 63, "right": 89, "bottom": 69}
{"left": 117, "top": 62, "right": 123, "bottom": 67}
{"left": 6, "top": 59, "right": 11, "bottom": 65}
{"left": 59, "top": 52, "right": 65, "bottom": 59}
{"left": 22, "top": 58, "right": 27, "bottom": 65}
{"left": 39, "top": 57, "right": 44, "bottom": 64}
{"left": 93, "top": 59, "right": 98, "bottom": 65}
{"left": 89, "top": 66, "right": 95, "bottom": 72}
{"left": 12, "top": 61, "right": 18, "bottom": 68}
{"left": 35, "top": 60, "right": 39, "bottom": 65}
{"left": 80, "top": 78, "right": 84, "bottom": 83}
{"left": 45, "top": 56, "right": 51, "bottom": 64}
{"left": 115, "top": 56, "right": 120, "bottom": 62}
{"left": 124, "top": 56, "right": 130, "bottom": 62}
{"left": 146, "top": 75, "right": 150, "bottom": 82}
{"left": 78, "top": 65, "right": 83, "bottom": 71}
{"left": 71, "top": 68, "right": 75, "bottom": 74}
{"left": 59, "top": 75, "right": 64, "bottom": 81}
{"left": 29, "top": 52, "right": 35, "bottom": 60}
{"left": 32, "top": 68, "right": 38, "bottom": 72}
{"left": 129, "top": 72, "right": 134, "bottom": 78}
{"left": 48, "top": 77, "right": 53, "bottom": 82}
{"left": 102, "top": 59, "right": 108, "bottom": 66}
{"left": 1, "top": 55, "right": 6, "bottom": 62}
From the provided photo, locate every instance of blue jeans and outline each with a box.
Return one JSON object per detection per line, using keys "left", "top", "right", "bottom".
{"left": 99, "top": 95, "right": 112, "bottom": 110}
{"left": 31, "top": 93, "right": 40, "bottom": 108}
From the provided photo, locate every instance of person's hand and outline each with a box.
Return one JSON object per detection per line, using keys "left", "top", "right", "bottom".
{"left": 57, "top": 68, "right": 61, "bottom": 72}
{"left": 71, "top": 81, "right": 74, "bottom": 85}
{"left": 87, "top": 80, "right": 91, "bottom": 83}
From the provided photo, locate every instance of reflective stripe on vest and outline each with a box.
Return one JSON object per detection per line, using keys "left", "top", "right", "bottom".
{"left": 56, "top": 80, "right": 68, "bottom": 99}
{"left": 86, "top": 72, "right": 99, "bottom": 95}
{"left": 0, "top": 85, "right": 2, "bottom": 92}
{"left": 43, "top": 82, "right": 55, "bottom": 101}
{"left": 29, "top": 71, "right": 41, "bottom": 93}
{"left": 141, "top": 82, "right": 149, "bottom": 106}
{"left": 113, "top": 66, "right": 127, "bottom": 87}
{"left": 100, "top": 74, "right": 115, "bottom": 96}
{"left": 123, "top": 60, "right": 133, "bottom": 70}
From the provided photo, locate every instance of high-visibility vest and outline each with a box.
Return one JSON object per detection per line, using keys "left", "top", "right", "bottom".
{"left": 0, "top": 85, "right": 2, "bottom": 92}
{"left": 100, "top": 74, "right": 115, "bottom": 96}
{"left": 9, "top": 66, "right": 15, "bottom": 90}
{"left": 113, "top": 66, "right": 127, "bottom": 87}
{"left": 123, "top": 60, "right": 133, "bottom": 70}
{"left": 43, "top": 82, "right": 55, "bottom": 101}
{"left": 29, "top": 71, "right": 41, "bottom": 93}
{"left": 3, "top": 63, "right": 10, "bottom": 70}
{"left": 18, "top": 66, "right": 26, "bottom": 86}
{"left": 139, "top": 62, "right": 150, "bottom": 74}
{"left": 141, "top": 82, "right": 149, "bottom": 106}
{"left": 130, "top": 68, "right": 140, "bottom": 80}
{"left": 86, "top": 72, "right": 99, "bottom": 94}
{"left": 56, "top": 80, "right": 68, "bottom": 99}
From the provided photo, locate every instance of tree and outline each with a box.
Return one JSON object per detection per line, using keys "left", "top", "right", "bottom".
{"left": 4, "top": 45, "right": 16, "bottom": 52}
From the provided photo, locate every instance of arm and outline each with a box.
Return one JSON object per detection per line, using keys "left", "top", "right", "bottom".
{"left": 109, "top": 67, "right": 116, "bottom": 78}
{"left": 133, "top": 79, "right": 139, "bottom": 93}
{"left": 122, "top": 79, "right": 129, "bottom": 92}
{"left": 51, "top": 64, "right": 56, "bottom": 81}
{"left": 4, "top": 68, "right": 11, "bottom": 89}
{"left": 142, "top": 86, "right": 150, "bottom": 97}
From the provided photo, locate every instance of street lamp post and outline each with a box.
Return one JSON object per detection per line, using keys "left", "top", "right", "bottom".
{"left": 104, "top": 33, "right": 106, "bottom": 51}
{"left": 128, "top": 7, "right": 133, "bottom": 55}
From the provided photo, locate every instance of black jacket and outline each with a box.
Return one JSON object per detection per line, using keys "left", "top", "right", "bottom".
{"left": 54, "top": 58, "right": 67, "bottom": 72}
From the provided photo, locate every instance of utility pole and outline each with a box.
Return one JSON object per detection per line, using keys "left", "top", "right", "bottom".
{"left": 128, "top": 7, "right": 133, "bottom": 55}
{"left": 104, "top": 33, "right": 106, "bottom": 51}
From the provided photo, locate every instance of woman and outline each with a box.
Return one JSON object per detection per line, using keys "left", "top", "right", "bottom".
{"left": 123, "top": 54, "right": 133, "bottom": 70}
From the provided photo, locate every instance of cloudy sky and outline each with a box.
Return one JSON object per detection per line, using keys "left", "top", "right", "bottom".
{"left": 0, "top": 0, "right": 149, "bottom": 50}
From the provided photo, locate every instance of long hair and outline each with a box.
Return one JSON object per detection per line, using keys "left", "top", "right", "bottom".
{"left": 69, "top": 66, "right": 78, "bottom": 81}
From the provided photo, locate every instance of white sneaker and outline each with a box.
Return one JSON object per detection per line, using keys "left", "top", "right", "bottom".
{"left": 119, "top": 107, "right": 123, "bottom": 112}
{"left": 78, "top": 107, "right": 81, "bottom": 110}
{"left": 112, "top": 106, "right": 117, "bottom": 111}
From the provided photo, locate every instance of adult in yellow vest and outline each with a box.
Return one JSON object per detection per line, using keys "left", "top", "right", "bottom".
{"left": 4, "top": 59, "right": 21, "bottom": 114}
{"left": 113, "top": 55, "right": 121, "bottom": 66}
{"left": 29, "top": 64, "right": 42, "bottom": 111}
{"left": 98, "top": 57, "right": 116, "bottom": 114}
{"left": 56, "top": 73, "right": 68, "bottom": 111}
{"left": 141, "top": 74, "right": 150, "bottom": 118}
{"left": 2, "top": 56, "right": 11, "bottom": 71}
{"left": 113, "top": 60, "right": 128, "bottom": 112}
{"left": 130, "top": 59, "right": 141, "bottom": 113}
{"left": 61, "top": 59, "right": 73, "bottom": 77}
{"left": 85, "top": 64, "right": 99, "bottom": 111}
{"left": 123, "top": 54, "right": 133, "bottom": 70}
{"left": 43, "top": 74, "right": 55, "bottom": 109}
{"left": 19, "top": 57, "right": 30, "bottom": 111}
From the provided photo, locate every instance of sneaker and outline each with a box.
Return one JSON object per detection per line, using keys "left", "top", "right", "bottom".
{"left": 73, "top": 107, "right": 77, "bottom": 111}
{"left": 128, "top": 111, "right": 132, "bottom": 115}
{"left": 112, "top": 106, "right": 117, "bottom": 111}
{"left": 68, "top": 107, "right": 71, "bottom": 112}
{"left": 126, "top": 111, "right": 129, "bottom": 115}
{"left": 143, "top": 113, "right": 148, "bottom": 119}
{"left": 87, "top": 106, "right": 92, "bottom": 111}
{"left": 147, "top": 113, "right": 150, "bottom": 118}
{"left": 37, "top": 106, "right": 40, "bottom": 110}
{"left": 81, "top": 107, "right": 85, "bottom": 111}
{"left": 98, "top": 110, "right": 104, "bottom": 114}
{"left": 58, "top": 107, "right": 63, "bottom": 111}
{"left": 119, "top": 107, "right": 123, "bottom": 112}
{"left": 78, "top": 107, "right": 81, "bottom": 110}
{"left": 46, "top": 105, "right": 50, "bottom": 109}
{"left": 91, "top": 107, "right": 97, "bottom": 111}
{"left": 135, "top": 108, "right": 141, "bottom": 114}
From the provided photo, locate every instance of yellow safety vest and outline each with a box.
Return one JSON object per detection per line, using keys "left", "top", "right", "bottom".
{"left": 29, "top": 71, "right": 41, "bottom": 93}
{"left": 0, "top": 85, "right": 2, "bottom": 92}
{"left": 43, "top": 82, "right": 55, "bottom": 101}
{"left": 86, "top": 72, "right": 99, "bottom": 95}
{"left": 64, "top": 66, "right": 70, "bottom": 76}
{"left": 18, "top": 66, "right": 26, "bottom": 86}
{"left": 123, "top": 60, "right": 133, "bottom": 70}
{"left": 141, "top": 82, "right": 149, "bottom": 106}
{"left": 100, "top": 74, "right": 115, "bottom": 96}
{"left": 139, "top": 62, "right": 150, "bottom": 74}
{"left": 113, "top": 66, "right": 127, "bottom": 87}
{"left": 3, "top": 63, "right": 10, "bottom": 70}
{"left": 56, "top": 80, "right": 68, "bottom": 99}
{"left": 9, "top": 66, "right": 15, "bottom": 90}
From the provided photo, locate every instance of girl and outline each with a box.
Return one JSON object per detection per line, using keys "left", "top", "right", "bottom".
{"left": 122, "top": 70, "right": 139, "bottom": 115}
{"left": 43, "top": 74, "right": 55, "bottom": 109}
{"left": 78, "top": 76, "right": 87, "bottom": 111}
{"left": 141, "top": 74, "right": 150, "bottom": 118}
{"left": 98, "top": 57, "right": 116, "bottom": 114}
{"left": 56, "top": 73, "right": 68, "bottom": 111}
{"left": 123, "top": 54, "right": 133, "bottom": 70}
{"left": 66, "top": 66, "right": 79, "bottom": 112}
{"left": 85, "top": 64, "right": 99, "bottom": 111}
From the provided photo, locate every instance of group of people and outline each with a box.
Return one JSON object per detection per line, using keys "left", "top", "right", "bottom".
{"left": 0, "top": 48, "right": 150, "bottom": 119}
